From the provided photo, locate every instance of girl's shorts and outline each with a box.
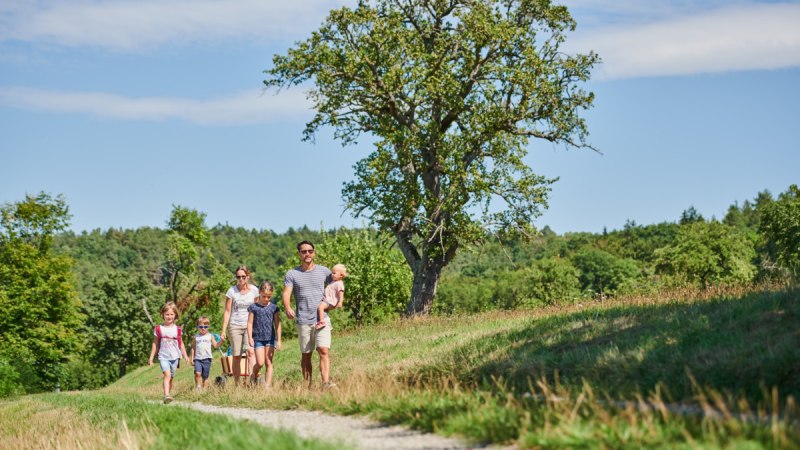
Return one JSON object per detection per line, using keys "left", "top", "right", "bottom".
{"left": 159, "top": 359, "right": 179, "bottom": 376}
{"left": 253, "top": 339, "right": 276, "bottom": 349}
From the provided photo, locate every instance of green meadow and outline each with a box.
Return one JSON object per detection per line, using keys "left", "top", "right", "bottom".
{"left": 3, "top": 284, "right": 797, "bottom": 449}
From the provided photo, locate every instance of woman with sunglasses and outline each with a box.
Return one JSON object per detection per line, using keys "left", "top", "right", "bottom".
{"left": 221, "top": 265, "right": 258, "bottom": 385}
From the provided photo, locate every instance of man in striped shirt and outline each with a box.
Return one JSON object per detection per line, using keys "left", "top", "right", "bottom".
{"left": 283, "top": 240, "right": 334, "bottom": 388}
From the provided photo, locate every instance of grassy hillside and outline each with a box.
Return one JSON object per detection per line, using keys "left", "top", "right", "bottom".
{"left": 3, "top": 284, "right": 798, "bottom": 449}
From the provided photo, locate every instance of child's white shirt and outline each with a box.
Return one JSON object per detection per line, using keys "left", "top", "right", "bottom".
{"left": 194, "top": 333, "right": 214, "bottom": 360}
{"left": 156, "top": 324, "right": 182, "bottom": 361}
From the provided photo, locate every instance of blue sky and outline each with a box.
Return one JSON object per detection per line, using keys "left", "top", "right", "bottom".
{"left": 1, "top": 0, "right": 798, "bottom": 235}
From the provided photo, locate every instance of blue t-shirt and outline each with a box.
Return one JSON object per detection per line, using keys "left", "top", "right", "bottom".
{"left": 247, "top": 302, "right": 280, "bottom": 341}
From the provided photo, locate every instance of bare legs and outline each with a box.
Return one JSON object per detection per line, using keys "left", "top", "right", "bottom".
{"left": 301, "top": 352, "right": 313, "bottom": 387}
{"left": 318, "top": 346, "right": 330, "bottom": 385}
{"left": 162, "top": 370, "right": 173, "bottom": 400}
{"left": 251, "top": 346, "right": 275, "bottom": 388}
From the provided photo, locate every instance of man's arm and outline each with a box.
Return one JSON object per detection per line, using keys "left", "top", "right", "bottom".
{"left": 282, "top": 284, "right": 295, "bottom": 320}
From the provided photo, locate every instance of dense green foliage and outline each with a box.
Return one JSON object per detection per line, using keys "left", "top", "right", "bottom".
{"left": 759, "top": 184, "right": 800, "bottom": 281}
{"left": 0, "top": 193, "right": 83, "bottom": 394}
{"left": 162, "top": 206, "right": 230, "bottom": 332}
{"left": 265, "top": 0, "right": 599, "bottom": 315}
{"left": 655, "top": 221, "right": 757, "bottom": 286}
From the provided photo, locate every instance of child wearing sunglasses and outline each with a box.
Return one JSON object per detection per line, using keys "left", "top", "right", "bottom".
{"left": 190, "top": 316, "right": 224, "bottom": 390}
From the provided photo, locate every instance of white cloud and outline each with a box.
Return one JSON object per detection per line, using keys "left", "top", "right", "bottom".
{"left": 0, "top": 86, "right": 312, "bottom": 125}
{"left": 0, "top": 0, "right": 351, "bottom": 50}
{"left": 565, "top": 2, "right": 800, "bottom": 79}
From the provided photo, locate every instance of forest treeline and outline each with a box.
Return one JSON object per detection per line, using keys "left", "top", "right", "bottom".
{"left": 1, "top": 185, "right": 798, "bottom": 396}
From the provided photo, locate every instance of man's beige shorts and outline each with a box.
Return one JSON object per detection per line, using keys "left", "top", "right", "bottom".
{"left": 298, "top": 317, "right": 332, "bottom": 353}
{"left": 228, "top": 326, "right": 248, "bottom": 356}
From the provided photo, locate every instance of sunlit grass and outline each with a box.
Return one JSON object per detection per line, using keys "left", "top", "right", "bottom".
{"left": 0, "top": 397, "right": 150, "bottom": 449}
{"left": 0, "top": 391, "right": 347, "bottom": 450}
{"left": 55, "top": 283, "right": 800, "bottom": 448}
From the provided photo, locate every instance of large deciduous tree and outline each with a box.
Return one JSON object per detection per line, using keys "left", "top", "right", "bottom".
{"left": 265, "top": 0, "right": 598, "bottom": 314}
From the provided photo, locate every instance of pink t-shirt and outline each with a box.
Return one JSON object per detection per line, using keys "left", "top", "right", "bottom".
{"left": 322, "top": 280, "right": 344, "bottom": 307}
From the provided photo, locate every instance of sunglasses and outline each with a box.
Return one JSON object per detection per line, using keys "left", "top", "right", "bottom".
{"left": 299, "top": 249, "right": 314, "bottom": 254}
{"left": 197, "top": 325, "right": 209, "bottom": 329}
{"left": 235, "top": 275, "right": 247, "bottom": 279}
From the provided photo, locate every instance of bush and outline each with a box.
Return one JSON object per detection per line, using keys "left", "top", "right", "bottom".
{"left": 655, "top": 221, "right": 756, "bottom": 287}
{"left": 433, "top": 273, "right": 496, "bottom": 315}
{"left": 0, "top": 357, "right": 24, "bottom": 398}
{"left": 526, "top": 257, "right": 583, "bottom": 306}
{"left": 61, "top": 358, "right": 115, "bottom": 391}
{"left": 571, "top": 248, "right": 641, "bottom": 295}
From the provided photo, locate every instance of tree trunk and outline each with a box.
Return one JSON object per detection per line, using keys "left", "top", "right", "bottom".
{"left": 405, "top": 260, "right": 443, "bottom": 316}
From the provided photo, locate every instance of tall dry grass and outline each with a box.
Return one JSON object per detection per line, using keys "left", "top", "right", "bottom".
{"left": 0, "top": 397, "right": 152, "bottom": 449}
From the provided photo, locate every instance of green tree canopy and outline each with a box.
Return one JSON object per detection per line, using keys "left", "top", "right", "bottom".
{"left": 571, "top": 248, "right": 640, "bottom": 296}
{"left": 162, "top": 206, "right": 229, "bottom": 330}
{"left": 0, "top": 193, "right": 83, "bottom": 392}
{"left": 759, "top": 184, "right": 800, "bottom": 281}
{"left": 264, "top": 0, "right": 598, "bottom": 314}
{"left": 654, "top": 221, "right": 756, "bottom": 287}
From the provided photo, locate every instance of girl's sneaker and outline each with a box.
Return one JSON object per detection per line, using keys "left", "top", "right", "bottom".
{"left": 315, "top": 321, "right": 326, "bottom": 330}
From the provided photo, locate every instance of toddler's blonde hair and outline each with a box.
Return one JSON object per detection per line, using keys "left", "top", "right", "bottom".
{"left": 332, "top": 263, "right": 348, "bottom": 277}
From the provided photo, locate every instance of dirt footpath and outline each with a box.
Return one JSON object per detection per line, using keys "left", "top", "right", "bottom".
{"left": 177, "top": 401, "right": 491, "bottom": 449}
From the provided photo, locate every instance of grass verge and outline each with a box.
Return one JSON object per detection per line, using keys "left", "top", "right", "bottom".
{"left": 0, "top": 391, "right": 347, "bottom": 450}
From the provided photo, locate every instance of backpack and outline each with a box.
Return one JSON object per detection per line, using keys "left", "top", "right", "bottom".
{"left": 154, "top": 325, "right": 183, "bottom": 356}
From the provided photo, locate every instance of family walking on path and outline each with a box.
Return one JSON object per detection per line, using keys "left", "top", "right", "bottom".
{"left": 149, "top": 240, "right": 346, "bottom": 402}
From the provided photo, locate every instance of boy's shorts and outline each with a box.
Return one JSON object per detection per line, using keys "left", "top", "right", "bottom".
{"left": 159, "top": 359, "right": 179, "bottom": 376}
{"left": 253, "top": 339, "right": 276, "bottom": 349}
{"left": 228, "top": 326, "right": 248, "bottom": 356}
{"left": 298, "top": 317, "right": 332, "bottom": 353}
{"left": 194, "top": 358, "right": 212, "bottom": 380}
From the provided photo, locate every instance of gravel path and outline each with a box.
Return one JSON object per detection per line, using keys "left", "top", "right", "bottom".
{"left": 176, "top": 401, "right": 488, "bottom": 449}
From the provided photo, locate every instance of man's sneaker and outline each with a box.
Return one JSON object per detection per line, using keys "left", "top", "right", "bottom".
{"left": 163, "top": 395, "right": 173, "bottom": 404}
{"left": 315, "top": 321, "right": 326, "bottom": 330}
